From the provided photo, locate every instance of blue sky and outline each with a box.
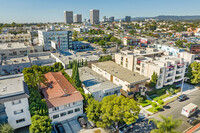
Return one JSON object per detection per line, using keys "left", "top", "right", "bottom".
{"left": 0, "top": 0, "right": 200, "bottom": 23}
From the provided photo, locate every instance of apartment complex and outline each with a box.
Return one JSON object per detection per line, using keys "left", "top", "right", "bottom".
{"left": 74, "top": 14, "right": 82, "bottom": 23}
{"left": 38, "top": 30, "right": 72, "bottom": 51}
{"left": 64, "top": 11, "right": 73, "bottom": 24}
{"left": 0, "top": 33, "right": 31, "bottom": 43}
{"left": 115, "top": 49, "right": 164, "bottom": 71}
{"left": 135, "top": 56, "right": 187, "bottom": 88}
{"left": 42, "top": 72, "right": 84, "bottom": 124}
{"left": 92, "top": 61, "right": 149, "bottom": 98}
{"left": 66, "top": 67, "right": 121, "bottom": 101}
{"left": 90, "top": 9, "right": 99, "bottom": 24}
{"left": 0, "top": 74, "right": 31, "bottom": 129}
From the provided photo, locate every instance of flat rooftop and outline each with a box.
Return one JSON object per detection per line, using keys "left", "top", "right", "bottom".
{"left": 65, "top": 67, "right": 120, "bottom": 93}
{"left": 0, "top": 42, "right": 30, "bottom": 49}
{"left": 93, "top": 61, "right": 149, "bottom": 84}
{"left": 0, "top": 74, "right": 25, "bottom": 98}
{"left": 1, "top": 56, "right": 30, "bottom": 65}
{"left": 52, "top": 53, "right": 99, "bottom": 65}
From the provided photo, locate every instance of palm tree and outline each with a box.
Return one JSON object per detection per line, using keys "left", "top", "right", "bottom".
{"left": 0, "top": 123, "right": 14, "bottom": 133}
{"left": 149, "top": 115, "right": 182, "bottom": 133}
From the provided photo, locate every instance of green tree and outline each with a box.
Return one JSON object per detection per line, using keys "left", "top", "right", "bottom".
{"left": 71, "top": 61, "right": 81, "bottom": 87}
{"left": 29, "top": 115, "right": 52, "bottom": 133}
{"left": 102, "top": 48, "right": 106, "bottom": 54}
{"left": 150, "top": 72, "right": 158, "bottom": 88}
{"left": 149, "top": 115, "right": 182, "bottom": 133}
{"left": 186, "top": 62, "right": 200, "bottom": 84}
{"left": 151, "top": 102, "right": 157, "bottom": 112}
{"left": 175, "top": 40, "right": 183, "bottom": 48}
{"left": 85, "top": 60, "right": 88, "bottom": 66}
{"left": 98, "top": 40, "right": 106, "bottom": 46}
{"left": 53, "top": 62, "right": 64, "bottom": 72}
{"left": 86, "top": 95, "right": 140, "bottom": 129}
{"left": 0, "top": 123, "right": 14, "bottom": 133}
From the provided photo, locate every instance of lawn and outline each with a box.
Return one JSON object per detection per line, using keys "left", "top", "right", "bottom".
{"left": 150, "top": 94, "right": 171, "bottom": 101}
{"left": 147, "top": 106, "right": 163, "bottom": 113}
{"left": 139, "top": 100, "right": 152, "bottom": 107}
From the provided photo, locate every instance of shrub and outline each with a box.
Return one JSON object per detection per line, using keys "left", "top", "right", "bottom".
{"left": 147, "top": 90, "right": 156, "bottom": 96}
{"left": 158, "top": 99, "right": 164, "bottom": 106}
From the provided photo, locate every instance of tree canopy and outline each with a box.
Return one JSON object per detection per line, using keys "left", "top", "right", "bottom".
{"left": 186, "top": 62, "right": 200, "bottom": 84}
{"left": 86, "top": 95, "right": 140, "bottom": 129}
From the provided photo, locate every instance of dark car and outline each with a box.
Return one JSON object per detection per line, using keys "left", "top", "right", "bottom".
{"left": 177, "top": 94, "right": 187, "bottom": 102}
{"left": 54, "top": 123, "right": 65, "bottom": 133}
{"left": 78, "top": 116, "right": 87, "bottom": 128}
{"left": 187, "top": 117, "right": 199, "bottom": 125}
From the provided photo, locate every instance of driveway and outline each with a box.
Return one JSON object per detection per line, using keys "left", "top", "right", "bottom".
{"left": 61, "top": 117, "right": 82, "bottom": 133}
{"left": 149, "top": 89, "right": 200, "bottom": 132}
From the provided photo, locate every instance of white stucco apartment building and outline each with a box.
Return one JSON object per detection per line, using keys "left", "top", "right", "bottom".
{"left": 0, "top": 74, "right": 31, "bottom": 129}
{"left": 0, "top": 33, "right": 31, "bottom": 43}
{"left": 42, "top": 72, "right": 84, "bottom": 124}
{"left": 65, "top": 67, "right": 122, "bottom": 101}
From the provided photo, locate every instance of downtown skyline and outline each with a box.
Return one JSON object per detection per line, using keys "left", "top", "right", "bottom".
{"left": 1, "top": 0, "right": 200, "bottom": 23}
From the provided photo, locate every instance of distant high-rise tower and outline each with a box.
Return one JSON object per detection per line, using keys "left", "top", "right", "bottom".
{"left": 64, "top": 11, "right": 73, "bottom": 24}
{"left": 125, "top": 16, "right": 131, "bottom": 22}
{"left": 103, "top": 16, "right": 107, "bottom": 22}
{"left": 74, "top": 14, "right": 82, "bottom": 23}
{"left": 90, "top": 9, "right": 99, "bottom": 25}
{"left": 109, "top": 16, "right": 115, "bottom": 22}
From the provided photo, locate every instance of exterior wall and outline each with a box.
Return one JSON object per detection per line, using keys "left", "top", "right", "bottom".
{"left": 64, "top": 11, "right": 73, "bottom": 24}
{"left": 0, "top": 34, "right": 31, "bottom": 42}
{"left": 115, "top": 53, "right": 134, "bottom": 71}
{"left": 190, "top": 44, "right": 200, "bottom": 54}
{"left": 90, "top": 10, "right": 99, "bottom": 24}
{"left": 0, "top": 45, "right": 43, "bottom": 56}
{"left": 38, "top": 30, "right": 72, "bottom": 51}
{"left": 178, "top": 52, "right": 195, "bottom": 64}
{"left": 4, "top": 98, "right": 31, "bottom": 129}
{"left": 49, "top": 100, "right": 83, "bottom": 124}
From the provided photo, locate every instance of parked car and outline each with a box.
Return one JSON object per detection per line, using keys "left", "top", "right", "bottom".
{"left": 78, "top": 116, "right": 87, "bottom": 128}
{"left": 177, "top": 94, "right": 188, "bottom": 102}
{"left": 54, "top": 123, "right": 65, "bottom": 133}
{"left": 119, "top": 123, "right": 134, "bottom": 133}
{"left": 187, "top": 117, "right": 199, "bottom": 125}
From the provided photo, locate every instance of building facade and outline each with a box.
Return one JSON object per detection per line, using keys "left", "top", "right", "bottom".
{"left": 42, "top": 72, "right": 84, "bottom": 124}
{"left": 0, "top": 74, "right": 31, "bottom": 129}
{"left": 0, "top": 33, "right": 31, "bottom": 43}
{"left": 90, "top": 9, "right": 99, "bottom": 25}
{"left": 38, "top": 30, "right": 72, "bottom": 51}
{"left": 74, "top": 14, "right": 82, "bottom": 23}
{"left": 92, "top": 61, "right": 149, "bottom": 98}
{"left": 64, "top": 11, "right": 73, "bottom": 24}
{"left": 109, "top": 17, "right": 114, "bottom": 22}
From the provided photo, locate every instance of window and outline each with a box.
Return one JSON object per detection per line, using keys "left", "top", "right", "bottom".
{"left": 12, "top": 100, "right": 21, "bottom": 105}
{"left": 64, "top": 104, "right": 70, "bottom": 108}
{"left": 14, "top": 109, "right": 23, "bottom": 115}
{"left": 53, "top": 114, "right": 59, "bottom": 119}
{"left": 73, "top": 102, "right": 76, "bottom": 105}
{"left": 60, "top": 112, "right": 66, "bottom": 117}
{"left": 68, "top": 110, "right": 73, "bottom": 114}
{"left": 75, "top": 108, "right": 80, "bottom": 112}
{"left": 52, "top": 107, "right": 59, "bottom": 111}
{"left": 16, "top": 118, "right": 25, "bottom": 124}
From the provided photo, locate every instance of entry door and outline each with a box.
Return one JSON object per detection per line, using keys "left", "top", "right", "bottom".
{"left": 110, "top": 75, "right": 113, "bottom": 82}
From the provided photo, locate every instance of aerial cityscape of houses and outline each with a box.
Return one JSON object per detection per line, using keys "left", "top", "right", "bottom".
{"left": 1, "top": 5, "right": 200, "bottom": 133}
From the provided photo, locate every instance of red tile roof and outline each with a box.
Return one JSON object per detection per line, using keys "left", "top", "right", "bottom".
{"left": 42, "top": 72, "right": 84, "bottom": 108}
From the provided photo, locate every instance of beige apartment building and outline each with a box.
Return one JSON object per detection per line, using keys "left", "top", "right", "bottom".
{"left": 115, "top": 48, "right": 164, "bottom": 71}
{"left": 115, "top": 49, "right": 187, "bottom": 89}
{"left": 92, "top": 61, "right": 149, "bottom": 98}
{"left": 0, "top": 33, "right": 31, "bottom": 42}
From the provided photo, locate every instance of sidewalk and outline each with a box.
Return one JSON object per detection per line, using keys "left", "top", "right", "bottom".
{"left": 141, "top": 85, "right": 198, "bottom": 116}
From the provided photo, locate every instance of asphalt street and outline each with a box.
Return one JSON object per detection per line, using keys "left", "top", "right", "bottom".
{"left": 150, "top": 89, "right": 200, "bottom": 132}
